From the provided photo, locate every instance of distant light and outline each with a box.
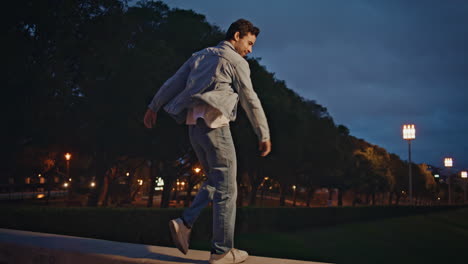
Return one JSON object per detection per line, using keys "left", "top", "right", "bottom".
{"left": 156, "top": 178, "right": 164, "bottom": 187}
{"left": 65, "top": 153, "right": 72, "bottom": 161}
{"left": 402, "top": 124, "right": 416, "bottom": 140}
{"left": 90, "top": 182, "right": 96, "bottom": 188}
{"left": 461, "top": 171, "right": 468, "bottom": 179}
{"left": 38, "top": 174, "right": 42, "bottom": 177}
{"left": 138, "top": 179, "right": 143, "bottom": 186}
{"left": 69, "top": 178, "right": 72, "bottom": 181}
{"left": 437, "top": 197, "right": 441, "bottom": 201}
{"left": 126, "top": 172, "right": 130, "bottom": 176}
{"left": 292, "top": 185, "right": 296, "bottom": 190}
{"left": 444, "top": 157, "right": 453, "bottom": 167}
{"left": 434, "top": 174, "right": 440, "bottom": 178}
{"left": 264, "top": 177, "right": 269, "bottom": 180}
{"left": 181, "top": 182, "right": 185, "bottom": 186}
{"left": 194, "top": 167, "right": 201, "bottom": 173}
{"left": 36, "top": 194, "right": 45, "bottom": 199}
{"left": 63, "top": 183, "right": 69, "bottom": 188}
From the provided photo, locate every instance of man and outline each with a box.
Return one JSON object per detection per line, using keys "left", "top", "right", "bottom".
{"left": 143, "top": 19, "right": 271, "bottom": 264}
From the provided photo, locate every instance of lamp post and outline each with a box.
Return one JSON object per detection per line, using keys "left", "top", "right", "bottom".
{"left": 402, "top": 124, "right": 416, "bottom": 205}
{"left": 65, "top": 153, "right": 72, "bottom": 199}
{"left": 444, "top": 157, "right": 453, "bottom": 205}
{"left": 461, "top": 171, "right": 467, "bottom": 204}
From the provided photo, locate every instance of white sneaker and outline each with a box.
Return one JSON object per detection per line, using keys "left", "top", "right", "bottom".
{"left": 169, "top": 218, "right": 191, "bottom": 254}
{"left": 209, "top": 248, "right": 249, "bottom": 264}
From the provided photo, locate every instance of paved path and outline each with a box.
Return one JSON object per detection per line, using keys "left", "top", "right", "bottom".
{"left": 0, "top": 228, "right": 332, "bottom": 264}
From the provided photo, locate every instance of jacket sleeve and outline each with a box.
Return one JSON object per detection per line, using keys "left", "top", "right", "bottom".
{"left": 233, "top": 60, "right": 270, "bottom": 142}
{"left": 147, "top": 56, "right": 193, "bottom": 113}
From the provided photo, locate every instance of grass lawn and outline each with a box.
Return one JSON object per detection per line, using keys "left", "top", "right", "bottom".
{"left": 191, "top": 207, "right": 468, "bottom": 264}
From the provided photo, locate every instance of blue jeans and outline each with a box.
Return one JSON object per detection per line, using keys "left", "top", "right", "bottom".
{"left": 182, "top": 118, "right": 237, "bottom": 254}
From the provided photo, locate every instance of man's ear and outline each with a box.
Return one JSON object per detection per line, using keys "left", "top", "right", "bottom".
{"left": 234, "top": 31, "right": 240, "bottom": 41}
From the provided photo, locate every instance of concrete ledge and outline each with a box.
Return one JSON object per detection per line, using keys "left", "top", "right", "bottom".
{"left": 0, "top": 228, "right": 331, "bottom": 264}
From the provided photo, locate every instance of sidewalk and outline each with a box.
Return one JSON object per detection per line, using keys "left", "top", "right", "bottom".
{"left": 0, "top": 228, "right": 332, "bottom": 264}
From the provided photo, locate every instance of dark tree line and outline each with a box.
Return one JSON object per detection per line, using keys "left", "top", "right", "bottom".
{"left": 3, "top": 0, "right": 444, "bottom": 207}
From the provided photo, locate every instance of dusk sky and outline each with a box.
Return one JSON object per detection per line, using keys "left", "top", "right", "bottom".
{"left": 161, "top": 0, "right": 468, "bottom": 170}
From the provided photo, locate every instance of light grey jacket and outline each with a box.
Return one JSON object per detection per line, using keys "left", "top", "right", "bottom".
{"left": 148, "top": 41, "right": 270, "bottom": 142}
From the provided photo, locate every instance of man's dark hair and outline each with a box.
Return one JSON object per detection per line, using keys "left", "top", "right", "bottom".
{"left": 225, "top": 19, "right": 260, "bottom": 40}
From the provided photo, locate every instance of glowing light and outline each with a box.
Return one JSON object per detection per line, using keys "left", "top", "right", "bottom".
{"left": 126, "top": 172, "right": 130, "bottom": 176}
{"left": 36, "top": 194, "right": 45, "bottom": 199}
{"left": 461, "top": 171, "right": 468, "bottom": 179}
{"left": 63, "top": 183, "right": 69, "bottom": 188}
{"left": 137, "top": 179, "right": 143, "bottom": 186}
{"left": 69, "top": 178, "right": 72, "bottom": 181}
{"left": 194, "top": 167, "right": 201, "bottom": 173}
{"left": 65, "top": 153, "right": 72, "bottom": 161}
{"left": 444, "top": 157, "right": 453, "bottom": 167}
{"left": 90, "top": 182, "right": 96, "bottom": 187}
{"left": 264, "top": 177, "right": 269, "bottom": 180}
{"left": 292, "top": 185, "right": 296, "bottom": 190}
{"left": 38, "top": 174, "right": 42, "bottom": 177}
{"left": 434, "top": 174, "right": 440, "bottom": 178}
{"left": 402, "top": 124, "right": 416, "bottom": 140}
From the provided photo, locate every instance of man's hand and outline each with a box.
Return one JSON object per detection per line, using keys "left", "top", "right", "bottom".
{"left": 144, "top": 108, "right": 157, "bottom": 129}
{"left": 258, "top": 140, "right": 271, "bottom": 157}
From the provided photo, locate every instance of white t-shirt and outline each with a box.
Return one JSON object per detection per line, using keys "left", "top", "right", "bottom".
{"left": 186, "top": 103, "right": 230, "bottom": 128}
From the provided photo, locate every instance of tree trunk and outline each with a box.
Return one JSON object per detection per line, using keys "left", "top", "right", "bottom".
{"left": 185, "top": 184, "right": 194, "bottom": 207}
{"left": 306, "top": 187, "right": 314, "bottom": 207}
{"left": 147, "top": 160, "right": 157, "bottom": 208}
{"left": 159, "top": 161, "right": 172, "bottom": 208}
{"left": 328, "top": 188, "right": 334, "bottom": 207}
{"left": 395, "top": 193, "right": 401, "bottom": 205}
{"left": 87, "top": 151, "right": 110, "bottom": 207}
{"left": 237, "top": 182, "right": 244, "bottom": 207}
{"left": 337, "top": 188, "right": 343, "bottom": 206}
{"left": 279, "top": 184, "right": 287, "bottom": 207}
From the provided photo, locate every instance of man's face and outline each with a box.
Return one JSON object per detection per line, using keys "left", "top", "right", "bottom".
{"left": 232, "top": 32, "right": 256, "bottom": 57}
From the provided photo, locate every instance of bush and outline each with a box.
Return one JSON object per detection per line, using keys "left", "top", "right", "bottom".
{"left": 0, "top": 205, "right": 464, "bottom": 247}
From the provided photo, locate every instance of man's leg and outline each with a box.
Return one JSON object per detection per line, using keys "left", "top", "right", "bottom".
{"left": 181, "top": 122, "right": 216, "bottom": 227}
{"left": 183, "top": 119, "right": 237, "bottom": 254}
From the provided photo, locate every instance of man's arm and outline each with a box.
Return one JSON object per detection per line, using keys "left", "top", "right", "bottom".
{"left": 234, "top": 60, "right": 271, "bottom": 156}
{"left": 144, "top": 56, "right": 193, "bottom": 129}
{"left": 147, "top": 56, "right": 194, "bottom": 114}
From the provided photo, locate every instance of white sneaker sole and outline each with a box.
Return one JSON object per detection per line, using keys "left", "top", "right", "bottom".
{"left": 169, "top": 219, "right": 188, "bottom": 254}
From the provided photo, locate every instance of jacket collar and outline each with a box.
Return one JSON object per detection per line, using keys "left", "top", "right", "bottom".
{"left": 219, "top": 40, "right": 237, "bottom": 53}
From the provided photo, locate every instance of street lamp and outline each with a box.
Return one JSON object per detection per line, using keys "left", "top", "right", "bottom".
{"left": 461, "top": 171, "right": 467, "bottom": 204}
{"left": 444, "top": 157, "right": 453, "bottom": 205}
{"left": 65, "top": 153, "right": 72, "bottom": 199}
{"left": 402, "top": 124, "right": 416, "bottom": 205}
{"left": 194, "top": 167, "right": 201, "bottom": 174}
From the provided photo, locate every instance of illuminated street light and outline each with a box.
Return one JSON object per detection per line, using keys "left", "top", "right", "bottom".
{"left": 63, "top": 182, "right": 69, "bottom": 188}
{"left": 402, "top": 124, "right": 416, "bottom": 205}
{"left": 462, "top": 171, "right": 468, "bottom": 179}
{"left": 194, "top": 167, "right": 201, "bottom": 174}
{"left": 126, "top": 172, "right": 130, "bottom": 177}
{"left": 90, "top": 182, "right": 96, "bottom": 188}
{"left": 65, "top": 153, "right": 72, "bottom": 161}
{"left": 444, "top": 158, "right": 453, "bottom": 167}
{"left": 444, "top": 157, "right": 453, "bottom": 205}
